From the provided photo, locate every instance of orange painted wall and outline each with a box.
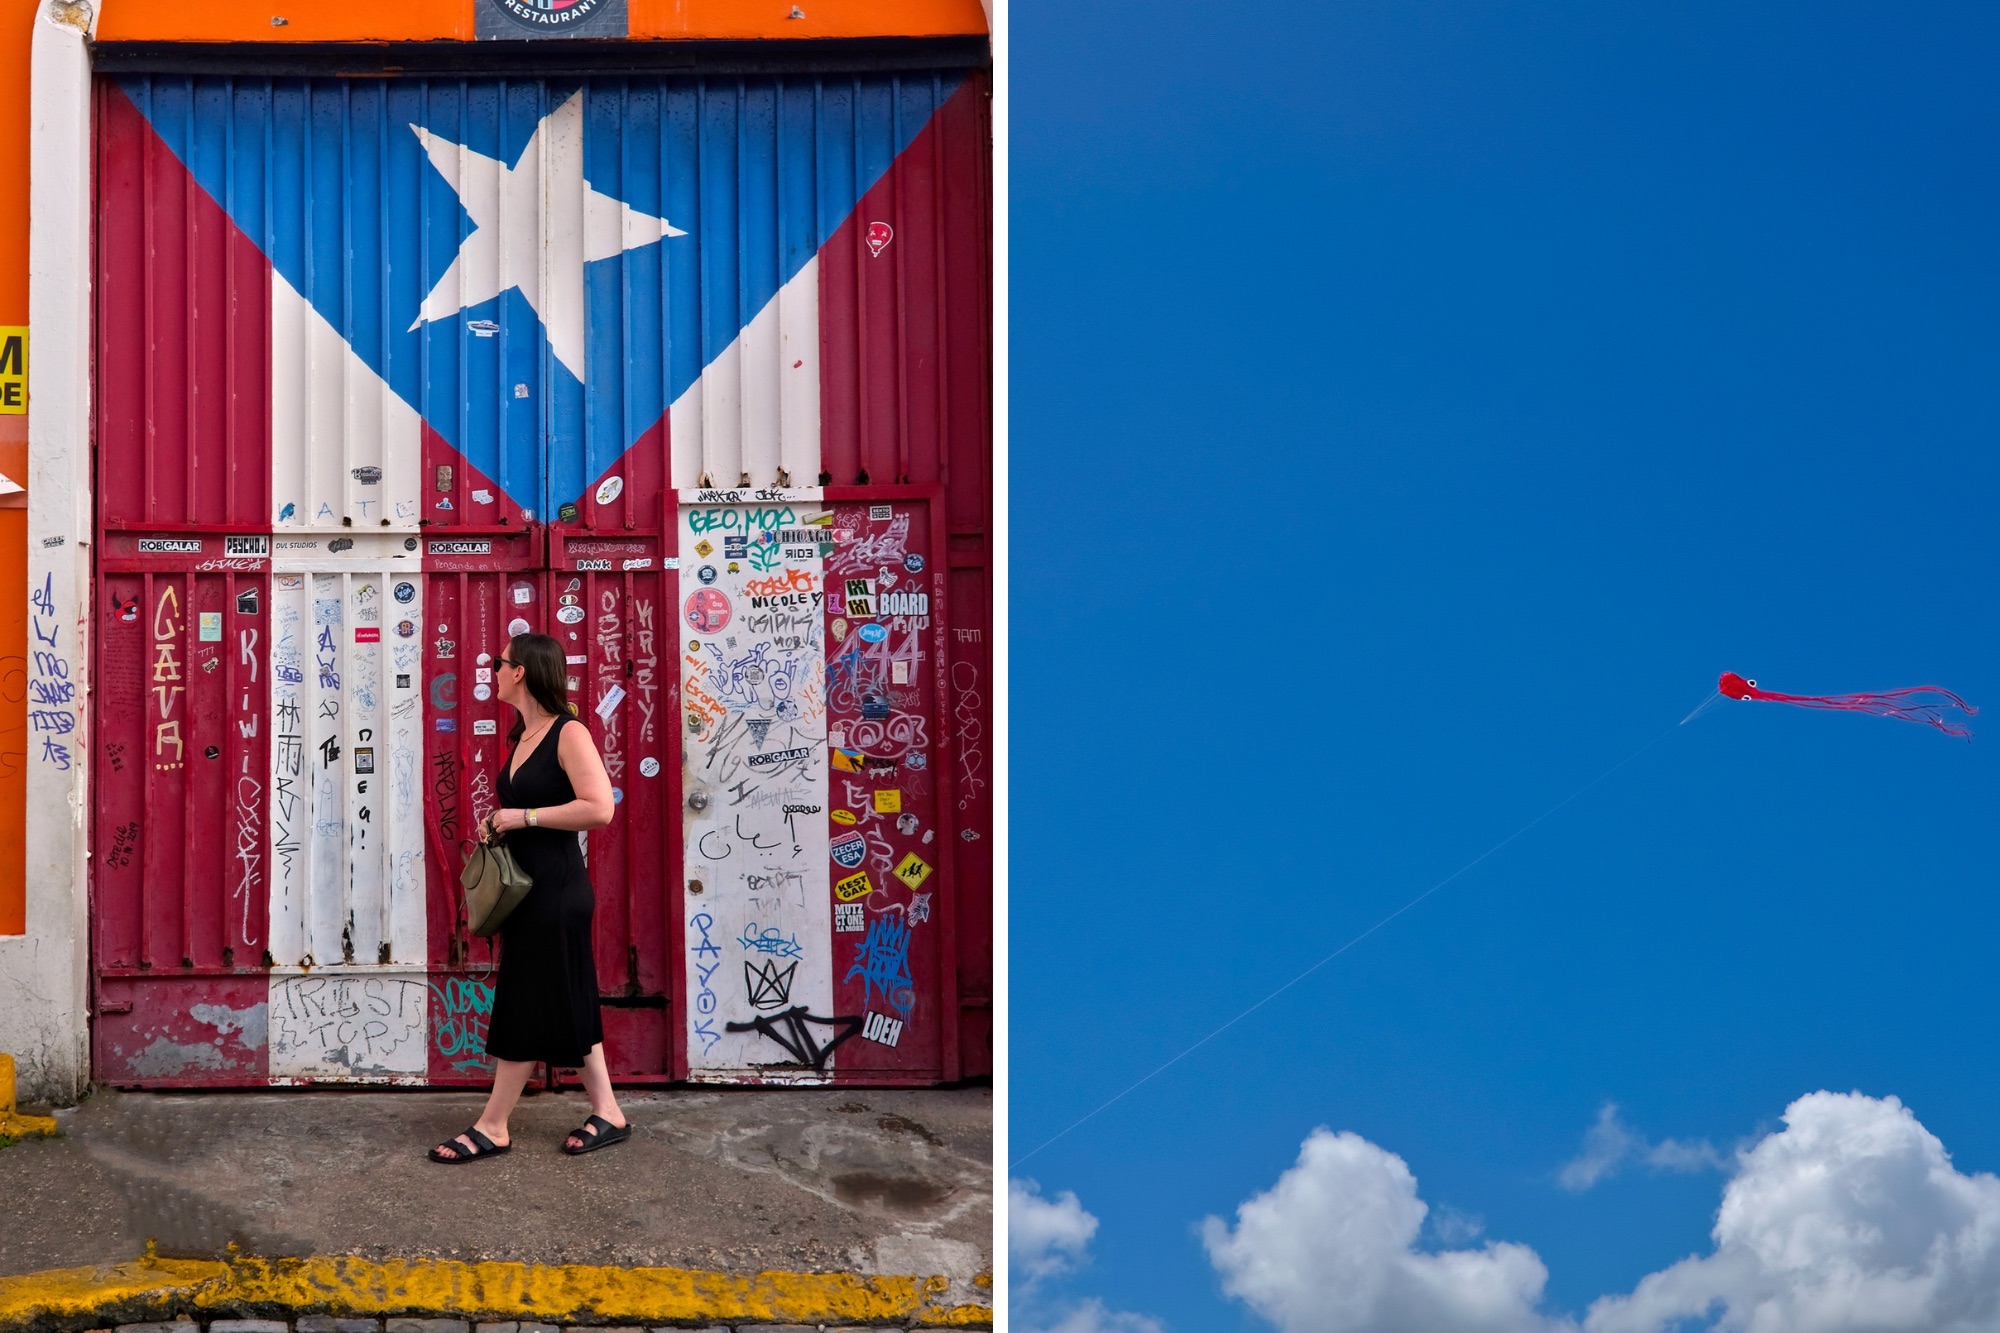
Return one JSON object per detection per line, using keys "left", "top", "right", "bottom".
{"left": 97, "top": 0, "right": 985, "bottom": 42}
{"left": 0, "top": 0, "right": 33, "bottom": 936}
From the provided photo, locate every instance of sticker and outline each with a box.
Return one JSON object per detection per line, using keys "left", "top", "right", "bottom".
{"left": 694, "top": 539, "right": 714, "bottom": 558}
{"left": 865, "top": 221, "right": 894, "bottom": 258}
{"left": 904, "top": 552, "right": 925, "bottom": 573}
{"left": 745, "top": 717, "right": 774, "bottom": 747}
{"left": 352, "top": 466, "right": 382, "bottom": 486}
{"left": 905, "top": 751, "right": 927, "bottom": 771}
{"left": 879, "top": 569, "right": 899, "bottom": 589}
{"left": 396, "top": 674, "right": 411, "bottom": 689}
{"left": 831, "top": 747, "right": 867, "bottom": 773}
{"left": 834, "top": 901, "right": 867, "bottom": 933}
{"left": 861, "top": 692, "right": 892, "bottom": 721}
{"left": 507, "top": 617, "right": 531, "bottom": 637}
{"left": 830, "top": 618, "right": 849, "bottom": 642}
{"left": 467, "top": 319, "right": 499, "bottom": 337}
{"left": 866, "top": 757, "right": 899, "bottom": 779}
{"left": 869, "top": 504, "right": 894, "bottom": 521}
{"left": 354, "top": 747, "right": 376, "bottom": 774}
{"left": 829, "top": 808, "right": 858, "bottom": 826}
{"left": 724, "top": 536, "right": 748, "bottom": 560}
{"left": 567, "top": 676, "right": 580, "bottom": 693}
{"left": 698, "top": 565, "right": 718, "bottom": 585}
{"left": 960, "top": 828, "right": 980, "bottom": 842}
{"left": 435, "top": 718, "right": 457, "bottom": 732}
{"left": 476, "top": 652, "right": 492, "bottom": 665}
{"left": 830, "top": 831, "right": 868, "bottom": 870}
{"left": 882, "top": 591, "right": 929, "bottom": 617}
{"left": 894, "top": 853, "right": 933, "bottom": 890}
{"left": 512, "top": 585, "right": 533, "bottom": 604}
{"left": 639, "top": 756, "right": 660, "bottom": 778}
{"left": 473, "top": 719, "right": 497, "bottom": 736}
{"left": 198, "top": 612, "right": 222, "bottom": 642}
{"left": 223, "top": 534, "right": 269, "bottom": 556}
{"left": 922, "top": 829, "right": 934, "bottom": 844}
{"left": 909, "top": 892, "right": 932, "bottom": 923}
{"left": 138, "top": 538, "right": 203, "bottom": 553}
{"left": 596, "top": 683, "right": 626, "bottom": 722}
{"left": 595, "top": 476, "right": 624, "bottom": 505}
{"left": 834, "top": 871, "right": 874, "bottom": 902}
{"left": 829, "top": 728, "right": 847, "bottom": 749}
{"left": 473, "top": 684, "right": 492, "bottom": 701}
{"left": 556, "top": 606, "right": 586, "bottom": 625}
{"left": 435, "top": 496, "right": 454, "bottom": 510}
{"left": 682, "top": 588, "right": 731, "bottom": 635}
{"left": 435, "top": 464, "right": 454, "bottom": 492}
{"left": 434, "top": 639, "right": 457, "bottom": 658}
{"left": 566, "top": 654, "right": 587, "bottom": 664}
{"left": 559, "top": 502, "right": 579, "bottom": 523}
{"left": 235, "top": 588, "right": 260, "bottom": 615}
{"left": 747, "top": 746, "right": 813, "bottom": 770}
{"left": 896, "top": 813, "right": 919, "bottom": 836}
{"left": 844, "top": 579, "right": 876, "bottom": 615}
{"left": 576, "top": 559, "right": 610, "bottom": 571}
{"left": 858, "top": 622, "right": 888, "bottom": 644}
{"left": 428, "top": 540, "right": 491, "bottom": 555}
{"left": 862, "top": 1012, "right": 903, "bottom": 1047}
{"left": 726, "top": 562, "right": 740, "bottom": 574}
{"left": 890, "top": 660, "right": 909, "bottom": 685}
{"left": 355, "top": 626, "right": 380, "bottom": 643}
{"left": 623, "top": 557, "right": 653, "bottom": 570}
{"left": 394, "top": 581, "right": 416, "bottom": 603}
{"left": 475, "top": 667, "right": 494, "bottom": 684}
{"left": 514, "top": 383, "right": 530, "bottom": 399}
{"left": 874, "top": 789, "right": 902, "bottom": 814}
{"left": 473, "top": 489, "right": 494, "bottom": 504}
{"left": 612, "top": 787, "right": 624, "bottom": 805}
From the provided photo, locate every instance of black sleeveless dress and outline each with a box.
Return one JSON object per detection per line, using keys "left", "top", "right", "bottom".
{"left": 484, "top": 713, "right": 605, "bottom": 1066}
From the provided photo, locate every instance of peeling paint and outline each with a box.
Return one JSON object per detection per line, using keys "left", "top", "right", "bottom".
{"left": 0, "top": 1255, "right": 994, "bottom": 1328}
{"left": 124, "top": 1036, "right": 228, "bottom": 1078}
{"left": 189, "top": 1002, "right": 268, "bottom": 1050}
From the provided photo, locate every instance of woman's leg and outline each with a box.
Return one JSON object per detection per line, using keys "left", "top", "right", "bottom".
{"left": 435, "top": 1056, "right": 536, "bottom": 1158}
{"left": 565, "top": 1043, "right": 626, "bottom": 1149}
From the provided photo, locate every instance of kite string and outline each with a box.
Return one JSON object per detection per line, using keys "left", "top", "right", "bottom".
{"left": 1010, "top": 720, "right": 1684, "bottom": 1171}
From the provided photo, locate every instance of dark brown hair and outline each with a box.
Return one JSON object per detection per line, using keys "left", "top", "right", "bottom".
{"left": 503, "top": 632, "right": 571, "bottom": 744}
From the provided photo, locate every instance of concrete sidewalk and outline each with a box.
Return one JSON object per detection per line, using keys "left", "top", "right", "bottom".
{"left": 0, "top": 1086, "right": 990, "bottom": 1322}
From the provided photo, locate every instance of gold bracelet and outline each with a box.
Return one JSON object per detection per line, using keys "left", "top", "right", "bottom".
{"left": 526, "top": 808, "right": 538, "bottom": 828}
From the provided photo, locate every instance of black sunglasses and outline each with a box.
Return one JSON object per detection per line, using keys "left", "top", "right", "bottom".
{"left": 497, "top": 655, "right": 521, "bottom": 670}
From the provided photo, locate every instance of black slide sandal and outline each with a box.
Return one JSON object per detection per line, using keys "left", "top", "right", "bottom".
{"left": 563, "top": 1114, "right": 632, "bottom": 1155}
{"left": 429, "top": 1126, "right": 510, "bottom": 1164}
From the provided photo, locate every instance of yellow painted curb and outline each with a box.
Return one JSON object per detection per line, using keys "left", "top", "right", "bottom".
{"left": 0, "top": 1055, "right": 57, "bottom": 1142}
{"left": 0, "top": 1256, "right": 993, "bottom": 1329}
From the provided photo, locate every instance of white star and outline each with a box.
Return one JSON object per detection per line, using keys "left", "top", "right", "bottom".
{"left": 408, "top": 91, "right": 686, "bottom": 384}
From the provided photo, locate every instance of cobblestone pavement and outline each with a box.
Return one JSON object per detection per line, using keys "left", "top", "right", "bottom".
{"left": 0, "top": 1087, "right": 990, "bottom": 1296}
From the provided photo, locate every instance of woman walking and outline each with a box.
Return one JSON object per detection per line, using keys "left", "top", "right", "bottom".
{"left": 430, "top": 633, "right": 630, "bottom": 1162}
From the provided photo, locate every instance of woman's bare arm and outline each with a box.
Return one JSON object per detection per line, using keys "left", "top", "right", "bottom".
{"left": 488, "top": 720, "right": 616, "bottom": 834}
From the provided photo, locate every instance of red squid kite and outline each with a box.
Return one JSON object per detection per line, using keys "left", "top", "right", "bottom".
{"left": 1717, "top": 672, "right": 1976, "bottom": 738}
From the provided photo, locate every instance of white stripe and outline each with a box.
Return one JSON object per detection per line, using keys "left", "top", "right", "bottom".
{"left": 671, "top": 255, "right": 822, "bottom": 490}
{"left": 271, "top": 273, "right": 424, "bottom": 530}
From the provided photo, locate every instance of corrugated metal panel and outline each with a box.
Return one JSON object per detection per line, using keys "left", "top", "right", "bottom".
{"left": 91, "top": 65, "right": 989, "bottom": 1087}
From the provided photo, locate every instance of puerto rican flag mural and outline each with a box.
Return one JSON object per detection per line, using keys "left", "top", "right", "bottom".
{"left": 91, "top": 69, "right": 985, "bottom": 1086}
{"left": 100, "top": 71, "right": 973, "bottom": 531}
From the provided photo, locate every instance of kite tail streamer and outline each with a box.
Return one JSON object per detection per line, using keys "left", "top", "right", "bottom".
{"left": 1718, "top": 672, "right": 1977, "bottom": 738}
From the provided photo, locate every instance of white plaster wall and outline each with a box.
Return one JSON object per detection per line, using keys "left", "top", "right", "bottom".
{"left": 0, "top": 0, "right": 95, "bottom": 1105}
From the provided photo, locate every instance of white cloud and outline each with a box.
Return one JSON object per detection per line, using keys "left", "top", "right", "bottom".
{"left": 1012, "top": 1177, "right": 1100, "bottom": 1283}
{"left": 1202, "top": 1128, "right": 1574, "bottom": 1333}
{"left": 1011, "top": 1178, "right": 1163, "bottom": 1333}
{"left": 1584, "top": 1091, "right": 2000, "bottom": 1333}
{"left": 1559, "top": 1102, "right": 1726, "bottom": 1193}
{"left": 1201, "top": 1093, "right": 2000, "bottom": 1333}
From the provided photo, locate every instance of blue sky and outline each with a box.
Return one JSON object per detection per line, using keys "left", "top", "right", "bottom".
{"left": 1010, "top": 3, "right": 1999, "bottom": 1329}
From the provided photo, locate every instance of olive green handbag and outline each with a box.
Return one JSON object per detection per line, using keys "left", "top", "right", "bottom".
{"left": 461, "top": 813, "right": 533, "bottom": 938}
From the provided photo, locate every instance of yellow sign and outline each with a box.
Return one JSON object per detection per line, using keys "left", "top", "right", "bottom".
{"left": 894, "top": 853, "right": 933, "bottom": 890}
{"left": 829, "top": 808, "right": 857, "bottom": 826}
{"left": 834, "top": 871, "right": 873, "bottom": 902}
{"left": 0, "top": 328, "right": 23, "bottom": 414}
{"left": 873, "top": 789, "right": 901, "bottom": 814}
